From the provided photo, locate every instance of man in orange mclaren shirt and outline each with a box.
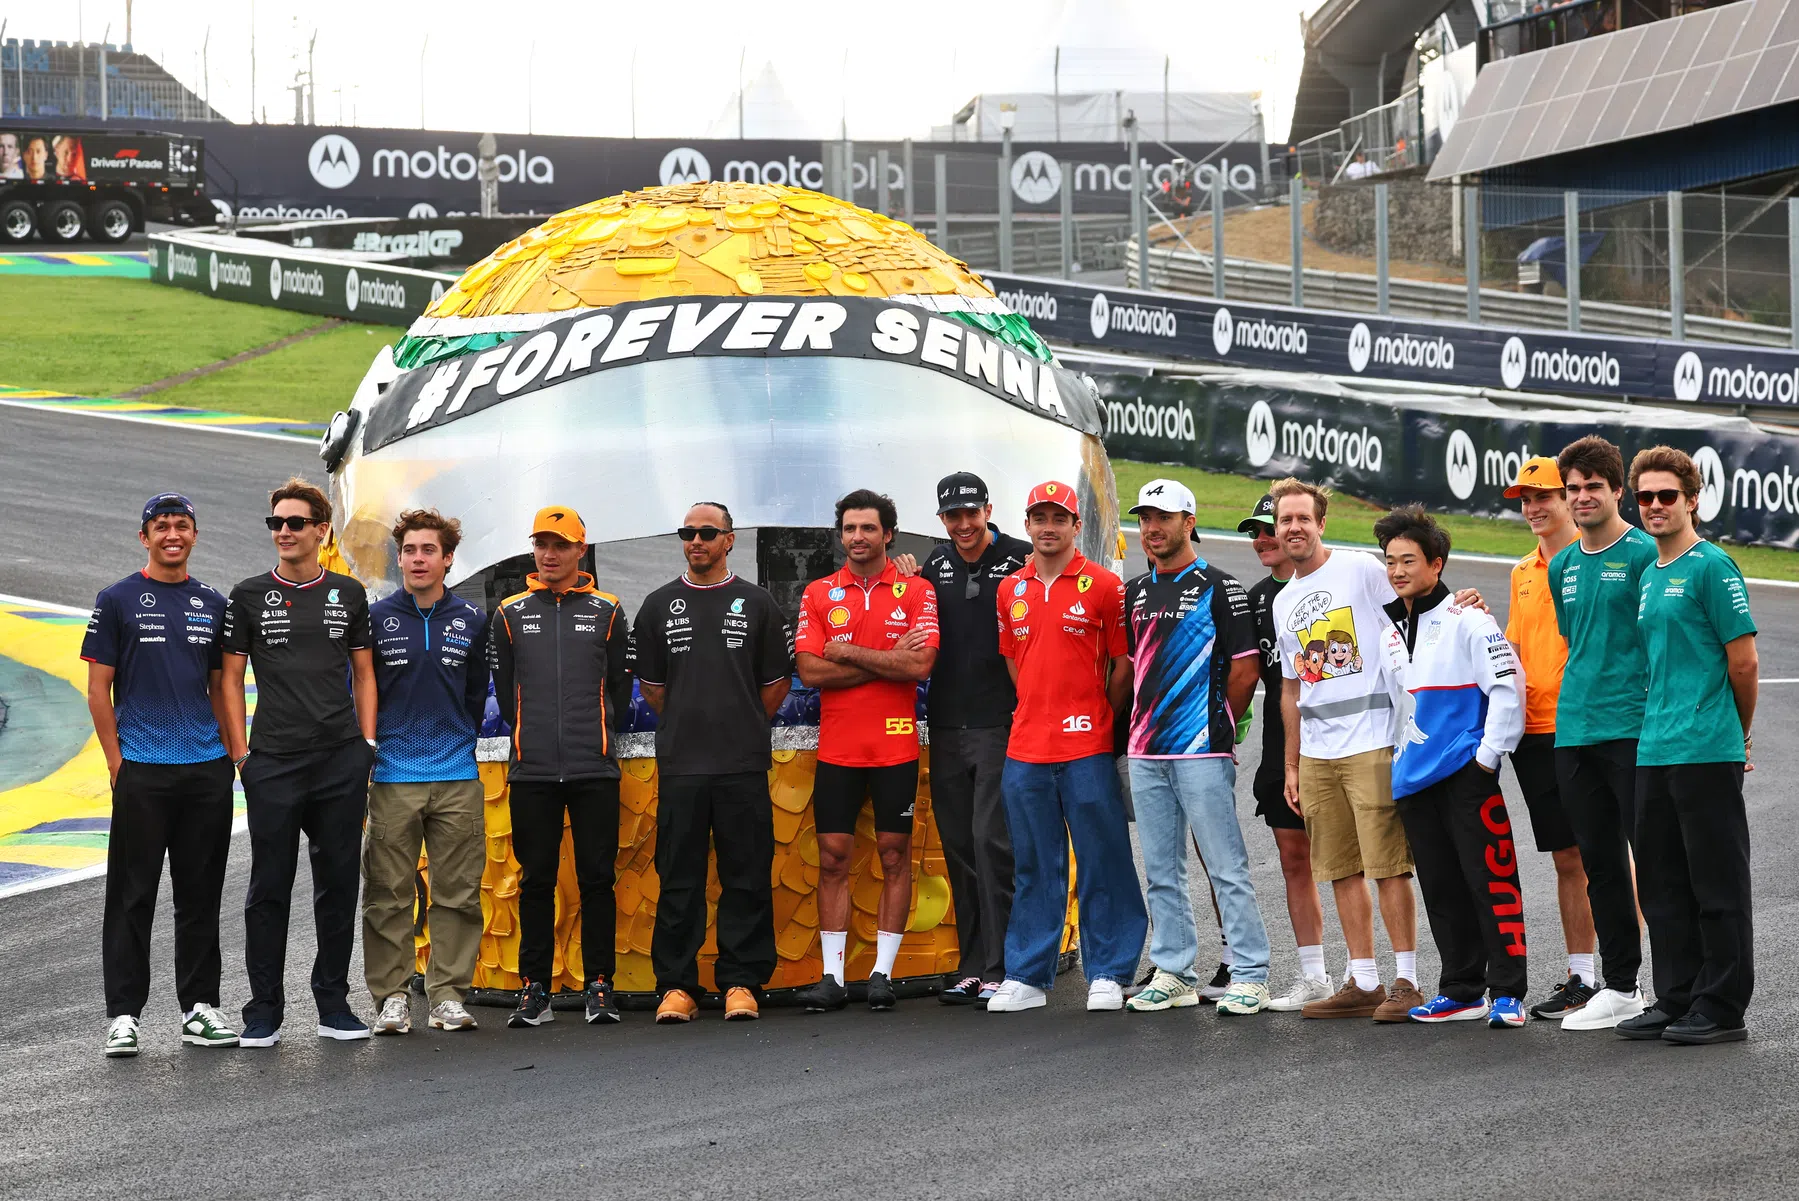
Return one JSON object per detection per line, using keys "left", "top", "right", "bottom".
{"left": 1503, "top": 457, "right": 1599, "bottom": 1020}
{"left": 793, "top": 489, "right": 939, "bottom": 1013}
{"left": 986, "top": 482, "right": 1148, "bottom": 1014}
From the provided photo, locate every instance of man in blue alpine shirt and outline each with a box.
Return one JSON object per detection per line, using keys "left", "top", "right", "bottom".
{"left": 1373, "top": 506, "right": 1529, "bottom": 1029}
{"left": 1121, "top": 480, "right": 1273, "bottom": 1017}
{"left": 84, "top": 493, "right": 240, "bottom": 1057}
{"left": 1616, "top": 447, "right": 1758, "bottom": 1046}
{"left": 364, "top": 510, "right": 490, "bottom": 1036}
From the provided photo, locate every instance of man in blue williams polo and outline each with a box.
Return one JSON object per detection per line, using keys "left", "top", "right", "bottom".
{"left": 83, "top": 493, "right": 239, "bottom": 1057}
{"left": 363, "top": 510, "right": 491, "bottom": 1036}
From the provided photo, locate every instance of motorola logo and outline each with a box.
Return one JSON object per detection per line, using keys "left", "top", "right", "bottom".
{"left": 409, "top": 202, "right": 439, "bottom": 219}
{"left": 208, "top": 252, "right": 218, "bottom": 290}
{"left": 1693, "top": 445, "right": 1725, "bottom": 523}
{"left": 1500, "top": 336, "right": 1527, "bottom": 390}
{"left": 1090, "top": 293, "right": 1110, "bottom": 340}
{"left": 1212, "top": 308, "right": 1234, "bottom": 356}
{"left": 269, "top": 258, "right": 283, "bottom": 300}
{"left": 659, "top": 147, "right": 712, "bottom": 186}
{"left": 308, "top": 134, "right": 361, "bottom": 188}
{"left": 1011, "top": 151, "right": 1062, "bottom": 204}
{"left": 1347, "top": 322, "right": 1372, "bottom": 373}
{"left": 1245, "top": 399, "right": 1277, "bottom": 468}
{"left": 1446, "top": 429, "right": 1478, "bottom": 500}
{"left": 346, "top": 268, "right": 361, "bottom": 312}
{"left": 1673, "top": 351, "right": 1704, "bottom": 402}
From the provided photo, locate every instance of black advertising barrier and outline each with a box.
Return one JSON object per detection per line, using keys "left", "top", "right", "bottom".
{"left": 147, "top": 230, "right": 452, "bottom": 325}
{"left": 1095, "top": 370, "right": 1799, "bottom": 548}
{"left": 988, "top": 271, "right": 1799, "bottom": 411}
{"left": 233, "top": 215, "right": 543, "bottom": 266}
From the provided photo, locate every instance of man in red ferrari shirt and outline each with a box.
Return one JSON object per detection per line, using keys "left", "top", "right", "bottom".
{"left": 793, "top": 489, "right": 939, "bottom": 1013}
{"left": 986, "top": 482, "right": 1148, "bottom": 1014}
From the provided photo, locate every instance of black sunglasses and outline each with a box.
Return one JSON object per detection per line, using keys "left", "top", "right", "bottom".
{"left": 1634, "top": 489, "right": 1686, "bottom": 508}
{"left": 264, "top": 515, "right": 320, "bottom": 532}
{"left": 677, "top": 526, "right": 728, "bottom": 542}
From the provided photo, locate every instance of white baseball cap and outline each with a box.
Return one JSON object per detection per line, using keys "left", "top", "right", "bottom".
{"left": 1128, "top": 479, "right": 1196, "bottom": 516}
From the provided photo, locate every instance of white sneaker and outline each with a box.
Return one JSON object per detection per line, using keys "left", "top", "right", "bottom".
{"left": 1267, "top": 973, "right": 1334, "bottom": 1013}
{"left": 105, "top": 1014, "right": 140, "bottom": 1058}
{"left": 1562, "top": 986, "right": 1647, "bottom": 1031}
{"left": 429, "top": 1000, "right": 479, "bottom": 1031}
{"left": 1217, "top": 981, "right": 1273, "bottom": 1016}
{"left": 1126, "top": 968, "right": 1200, "bottom": 1012}
{"left": 373, "top": 993, "right": 412, "bottom": 1035}
{"left": 986, "top": 980, "right": 1048, "bottom": 1012}
{"left": 1087, "top": 979, "right": 1125, "bottom": 1011}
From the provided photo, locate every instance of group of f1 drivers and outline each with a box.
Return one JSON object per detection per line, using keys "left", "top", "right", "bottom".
{"left": 88, "top": 434, "right": 1759, "bottom": 1056}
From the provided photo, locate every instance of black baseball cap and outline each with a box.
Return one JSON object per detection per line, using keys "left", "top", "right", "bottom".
{"left": 1236, "top": 493, "right": 1276, "bottom": 533}
{"left": 141, "top": 492, "right": 197, "bottom": 526}
{"left": 936, "top": 472, "right": 990, "bottom": 514}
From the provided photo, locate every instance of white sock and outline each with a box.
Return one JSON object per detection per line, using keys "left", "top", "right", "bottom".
{"left": 1569, "top": 953, "right": 1596, "bottom": 988}
{"left": 874, "top": 930, "right": 902, "bottom": 977}
{"left": 1350, "top": 958, "right": 1379, "bottom": 991}
{"left": 1395, "top": 950, "right": 1417, "bottom": 985}
{"left": 1218, "top": 939, "right": 1234, "bottom": 968}
{"left": 183, "top": 1005, "right": 200, "bottom": 1021}
{"left": 821, "top": 930, "right": 847, "bottom": 985}
{"left": 1297, "top": 944, "right": 1327, "bottom": 981}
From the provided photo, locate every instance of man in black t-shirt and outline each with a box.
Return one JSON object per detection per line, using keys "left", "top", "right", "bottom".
{"left": 633, "top": 502, "right": 792, "bottom": 1024}
{"left": 220, "top": 478, "right": 377, "bottom": 1047}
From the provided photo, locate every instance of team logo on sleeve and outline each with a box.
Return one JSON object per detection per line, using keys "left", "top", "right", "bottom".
{"left": 828, "top": 606, "right": 851, "bottom": 627}
{"left": 1077, "top": 576, "right": 1093, "bottom": 593}
{"left": 892, "top": 582, "right": 907, "bottom": 599}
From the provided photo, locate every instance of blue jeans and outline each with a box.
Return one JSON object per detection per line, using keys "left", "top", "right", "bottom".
{"left": 1001, "top": 754, "right": 1148, "bottom": 990}
{"left": 1129, "top": 756, "right": 1271, "bottom": 985}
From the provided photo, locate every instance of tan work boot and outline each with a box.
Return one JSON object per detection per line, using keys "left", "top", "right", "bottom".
{"left": 724, "top": 987, "right": 760, "bottom": 1021}
{"left": 656, "top": 989, "right": 699, "bottom": 1024}
{"left": 1301, "top": 979, "right": 1388, "bottom": 1019}
{"left": 1374, "top": 978, "right": 1426, "bottom": 1023}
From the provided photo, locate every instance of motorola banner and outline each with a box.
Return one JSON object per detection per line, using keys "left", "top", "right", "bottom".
{"left": 1096, "top": 371, "right": 1799, "bottom": 547}
{"left": 147, "top": 230, "right": 453, "bottom": 325}
{"left": 989, "top": 271, "right": 1799, "bottom": 410}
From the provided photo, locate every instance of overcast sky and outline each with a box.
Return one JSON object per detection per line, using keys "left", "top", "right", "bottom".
{"left": 10, "top": 0, "right": 1312, "bottom": 140}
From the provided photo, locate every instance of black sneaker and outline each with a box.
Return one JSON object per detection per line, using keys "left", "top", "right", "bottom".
{"left": 585, "top": 977, "right": 621, "bottom": 1025}
{"left": 795, "top": 977, "right": 849, "bottom": 1013}
{"left": 1661, "top": 1011, "right": 1748, "bottom": 1045}
{"left": 1615, "top": 1006, "right": 1677, "bottom": 1041}
{"left": 940, "top": 975, "right": 983, "bottom": 1006}
{"left": 1529, "top": 975, "right": 1598, "bottom": 1020}
{"left": 1199, "top": 962, "right": 1231, "bottom": 1002}
{"left": 508, "top": 979, "right": 553, "bottom": 1028}
{"left": 867, "top": 972, "right": 897, "bottom": 1011}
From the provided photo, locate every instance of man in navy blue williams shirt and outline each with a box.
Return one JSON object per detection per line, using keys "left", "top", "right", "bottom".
{"left": 363, "top": 510, "right": 490, "bottom": 1036}
{"left": 83, "top": 493, "right": 240, "bottom": 1058}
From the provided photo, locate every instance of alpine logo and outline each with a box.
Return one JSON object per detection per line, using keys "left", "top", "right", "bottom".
{"left": 996, "top": 288, "right": 1057, "bottom": 322}
{"left": 1212, "top": 306, "right": 1304, "bottom": 356}
{"left": 1010, "top": 151, "right": 1063, "bottom": 204}
{"left": 660, "top": 146, "right": 712, "bottom": 186}
{"left": 1445, "top": 429, "right": 1478, "bottom": 500}
{"left": 1089, "top": 292, "right": 1176, "bottom": 340}
{"left": 1348, "top": 321, "right": 1453, "bottom": 373}
{"left": 308, "top": 133, "right": 361, "bottom": 188}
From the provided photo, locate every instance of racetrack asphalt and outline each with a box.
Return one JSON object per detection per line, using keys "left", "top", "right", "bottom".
{"left": 4, "top": 406, "right": 1799, "bottom": 1199}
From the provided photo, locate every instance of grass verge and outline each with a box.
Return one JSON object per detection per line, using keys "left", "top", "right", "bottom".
{"left": 1114, "top": 459, "right": 1799, "bottom": 583}
{"left": 152, "top": 322, "right": 393, "bottom": 421}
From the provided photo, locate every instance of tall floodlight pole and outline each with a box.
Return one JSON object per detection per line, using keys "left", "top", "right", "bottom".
{"left": 1053, "top": 46, "right": 1060, "bottom": 142}
{"left": 306, "top": 30, "right": 316, "bottom": 125}
{"left": 99, "top": 24, "right": 110, "bottom": 121}
{"left": 1127, "top": 111, "right": 1148, "bottom": 289}
{"left": 203, "top": 27, "right": 210, "bottom": 116}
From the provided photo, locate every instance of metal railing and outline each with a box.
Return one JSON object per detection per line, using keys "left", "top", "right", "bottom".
{"left": 1294, "top": 88, "right": 1426, "bottom": 184}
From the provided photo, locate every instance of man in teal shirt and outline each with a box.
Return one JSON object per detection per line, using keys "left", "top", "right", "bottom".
{"left": 1548, "top": 436, "right": 1659, "bottom": 1032}
{"left": 1616, "top": 447, "right": 1759, "bottom": 1046}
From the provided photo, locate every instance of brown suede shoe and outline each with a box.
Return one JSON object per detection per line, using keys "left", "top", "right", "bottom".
{"left": 1301, "top": 979, "right": 1387, "bottom": 1018}
{"left": 656, "top": 989, "right": 699, "bottom": 1024}
{"left": 724, "top": 987, "right": 760, "bottom": 1021}
{"left": 1374, "top": 978, "right": 1425, "bottom": 1023}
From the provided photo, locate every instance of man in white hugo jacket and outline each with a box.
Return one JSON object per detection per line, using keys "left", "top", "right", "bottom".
{"left": 1373, "top": 506, "right": 1529, "bottom": 1029}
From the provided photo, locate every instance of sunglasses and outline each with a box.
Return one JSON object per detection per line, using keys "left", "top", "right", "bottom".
{"left": 264, "top": 515, "right": 321, "bottom": 532}
{"left": 1634, "top": 489, "right": 1686, "bottom": 508}
{"left": 677, "top": 526, "right": 728, "bottom": 542}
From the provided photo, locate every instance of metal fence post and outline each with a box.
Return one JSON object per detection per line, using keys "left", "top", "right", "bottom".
{"left": 1212, "top": 169, "right": 1226, "bottom": 300}
{"left": 1788, "top": 197, "right": 1799, "bottom": 350}
{"left": 1465, "top": 184, "right": 1480, "bottom": 322}
{"left": 844, "top": 139, "right": 856, "bottom": 205}
{"left": 876, "top": 148, "right": 891, "bottom": 216}
{"left": 1290, "top": 175, "right": 1304, "bottom": 307}
{"left": 825, "top": 142, "right": 840, "bottom": 199}
{"left": 1060, "top": 163, "right": 1074, "bottom": 278}
{"left": 999, "top": 133, "right": 1014, "bottom": 272}
{"left": 1375, "top": 182, "right": 1390, "bottom": 316}
{"left": 1129, "top": 116, "right": 1148, "bottom": 289}
{"left": 1565, "top": 189, "right": 1581, "bottom": 332}
{"left": 902, "top": 139, "right": 914, "bottom": 225}
{"left": 934, "top": 153, "right": 948, "bottom": 249}
{"left": 1669, "top": 190, "right": 1686, "bottom": 341}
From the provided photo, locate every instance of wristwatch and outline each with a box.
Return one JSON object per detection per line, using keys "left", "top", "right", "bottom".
{"left": 1744, "top": 732, "right": 1754, "bottom": 753}
{"left": 365, "top": 738, "right": 379, "bottom": 749}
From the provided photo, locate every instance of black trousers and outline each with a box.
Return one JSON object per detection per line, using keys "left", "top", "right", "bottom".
{"left": 651, "top": 771, "right": 776, "bottom": 996}
{"left": 509, "top": 778, "right": 618, "bottom": 987}
{"left": 103, "top": 758, "right": 236, "bottom": 1018}
{"left": 930, "top": 724, "right": 1015, "bottom": 983}
{"left": 240, "top": 742, "right": 372, "bottom": 1029}
{"left": 1554, "top": 740, "right": 1642, "bottom": 992}
{"left": 1394, "top": 761, "right": 1529, "bottom": 1002}
{"left": 1636, "top": 763, "right": 1754, "bottom": 1026}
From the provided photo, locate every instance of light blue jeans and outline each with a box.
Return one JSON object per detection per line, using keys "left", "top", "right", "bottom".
{"left": 1128, "top": 756, "right": 1270, "bottom": 985}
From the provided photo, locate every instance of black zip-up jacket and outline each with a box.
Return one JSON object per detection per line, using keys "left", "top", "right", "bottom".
{"left": 489, "top": 572, "right": 631, "bottom": 783}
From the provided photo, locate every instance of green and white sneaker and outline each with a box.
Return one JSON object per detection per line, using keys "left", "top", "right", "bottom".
{"left": 1126, "top": 968, "right": 1200, "bottom": 1012}
{"left": 1217, "top": 980, "right": 1272, "bottom": 1015}
{"left": 181, "top": 1004, "right": 241, "bottom": 1047}
{"left": 105, "top": 1014, "right": 140, "bottom": 1058}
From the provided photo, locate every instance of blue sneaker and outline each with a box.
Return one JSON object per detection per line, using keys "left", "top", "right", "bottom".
{"left": 317, "top": 1011, "right": 371, "bottom": 1041}
{"left": 1408, "top": 994, "right": 1491, "bottom": 1023}
{"left": 239, "top": 1019, "right": 281, "bottom": 1048}
{"left": 1489, "top": 996, "right": 1526, "bottom": 1028}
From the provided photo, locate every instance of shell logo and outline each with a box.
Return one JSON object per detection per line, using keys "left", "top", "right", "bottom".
{"left": 1009, "top": 599, "right": 1028, "bottom": 620}
{"left": 827, "top": 606, "right": 851, "bottom": 627}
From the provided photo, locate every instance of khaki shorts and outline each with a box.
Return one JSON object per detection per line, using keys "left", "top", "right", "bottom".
{"left": 1297, "top": 747, "right": 1412, "bottom": 883}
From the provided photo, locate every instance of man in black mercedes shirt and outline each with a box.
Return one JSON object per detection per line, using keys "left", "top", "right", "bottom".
{"left": 634, "top": 502, "right": 792, "bottom": 1025}
{"left": 915, "top": 472, "right": 1031, "bottom": 1006}
{"left": 221, "top": 478, "right": 378, "bottom": 1047}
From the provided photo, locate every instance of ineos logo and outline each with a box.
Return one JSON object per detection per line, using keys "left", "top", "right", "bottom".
{"left": 1212, "top": 308, "right": 1234, "bottom": 355}
{"left": 1089, "top": 293, "right": 1110, "bottom": 339}
{"left": 1673, "top": 351, "right": 1704, "bottom": 402}
{"left": 308, "top": 134, "right": 361, "bottom": 189}
{"left": 659, "top": 147, "right": 711, "bottom": 186}
{"left": 1347, "top": 322, "right": 1372, "bottom": 373}
{"left": 1245, "top": 399, "right": 1277, "bottom": 468}
{"left": 1446, "top": 430, "right": 1478, "bottom": 500}
{"left": 1011, "top": 151, "right": 1062, "bottom": 204}
{"left": 1693, "top": 445, "right": 1725, "bottom": 523}
{"left": 1499, "top": 337, "right": 1528, "bottom": 390}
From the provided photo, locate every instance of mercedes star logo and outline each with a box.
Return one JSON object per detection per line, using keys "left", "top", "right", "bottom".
{"left": 264, "top": 590, "right": 283, "bottom": 606}
{"left": 384, "top": 616, "right": 401, "bottom": 632}
{"left": 138, "top": 592, "right": 157, "bottom": 607}
{"left": 669, "top": 598, "right": 687, "bottom": 615}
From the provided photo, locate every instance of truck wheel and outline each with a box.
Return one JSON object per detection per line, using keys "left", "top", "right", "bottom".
{"left": 88, "top": 199, "right": 134, "bottom": 243}
{"left": 39, "top": 199, "right": 86, "bottom": 243}
{"left": 0, "top": 199, "right": 34, "bottom": 243}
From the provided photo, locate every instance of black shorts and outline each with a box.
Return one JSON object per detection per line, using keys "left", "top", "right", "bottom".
{"left": 812, "top": 760, "right": 920, "bottom": 836}
{"left": 1253, "top": 769, "right": 1306, "bottom": 831}
{"left": 1508, "top": 732, "right": 1578, "bottom": 853}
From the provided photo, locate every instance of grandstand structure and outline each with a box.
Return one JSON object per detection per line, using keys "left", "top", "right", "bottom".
{"left": 0, "top": 38, "right": 223, "bottom": 123}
